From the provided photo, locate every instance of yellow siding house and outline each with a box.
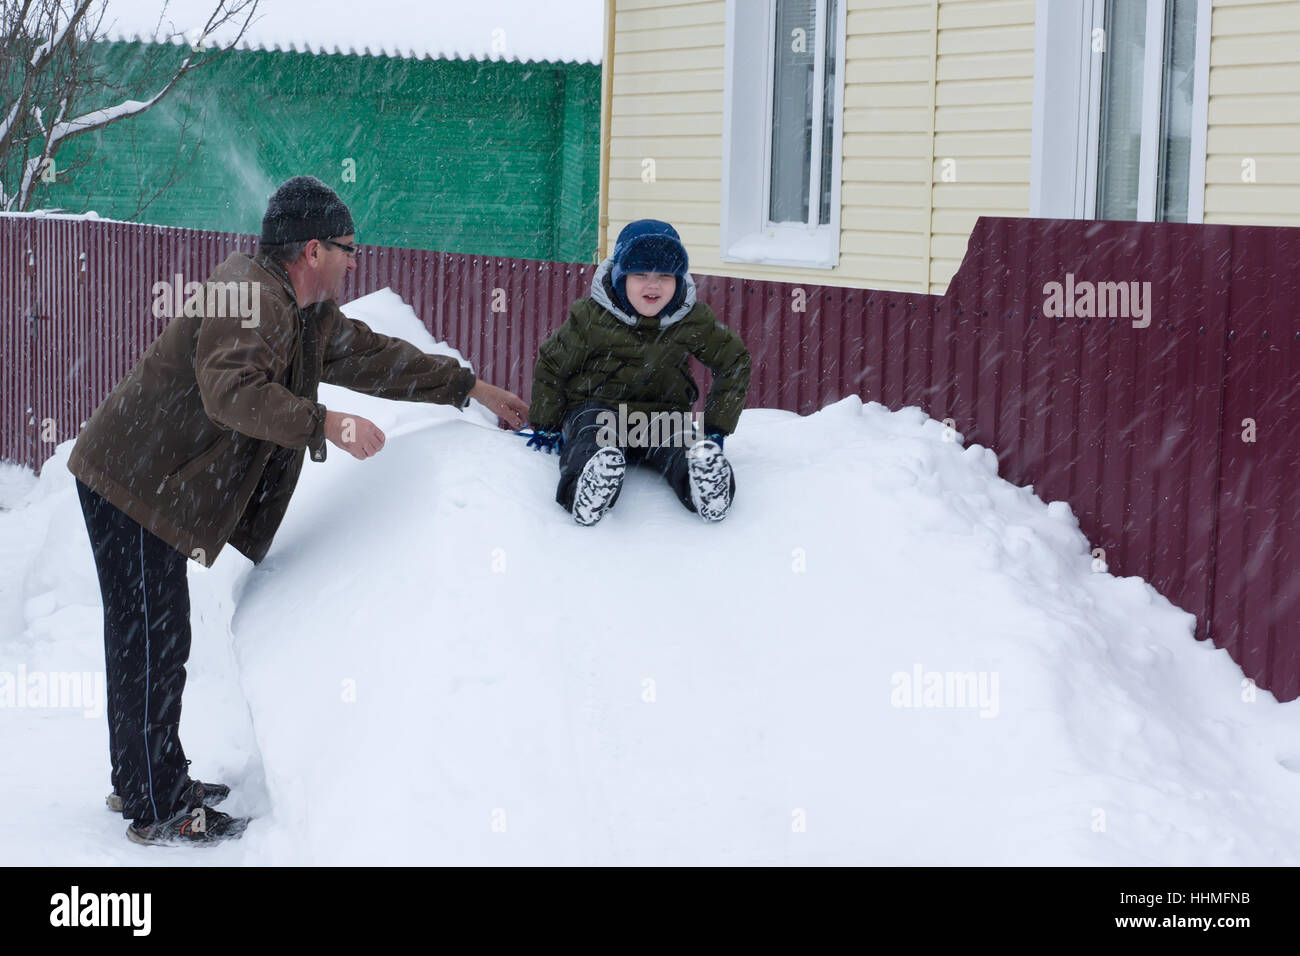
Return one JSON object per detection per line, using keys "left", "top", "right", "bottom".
{"left": 599, "top": 0, "right": 1300, "bottom": 292}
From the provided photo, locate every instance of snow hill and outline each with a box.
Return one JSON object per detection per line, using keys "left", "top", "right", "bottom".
{"left": 2, "top": 289, "right": 1298, "bottom": 865}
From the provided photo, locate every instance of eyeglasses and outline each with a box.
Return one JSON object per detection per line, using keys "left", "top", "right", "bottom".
{"left": 322, "top": 238, "right": 360, "bottom": 259}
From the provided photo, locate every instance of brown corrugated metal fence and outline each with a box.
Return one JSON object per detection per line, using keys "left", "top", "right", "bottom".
{"left": 1, "top": 214, "right": 1297, "bottom": 699}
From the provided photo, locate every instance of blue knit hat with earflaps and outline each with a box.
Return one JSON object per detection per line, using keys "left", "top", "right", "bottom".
{"left": 609, "top": 219, "right": 689, "bottom": 317}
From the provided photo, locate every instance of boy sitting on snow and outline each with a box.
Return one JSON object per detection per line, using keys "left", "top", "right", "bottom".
{"left": 525, "top": 220, "right": 751, "bottom": 525}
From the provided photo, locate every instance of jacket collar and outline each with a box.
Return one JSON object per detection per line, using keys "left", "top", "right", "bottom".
{"left": 590, "top": 256, "right": 696, "bottom": 330}
{"left": 251, "top": 251, "right": 301, "bottom": 306}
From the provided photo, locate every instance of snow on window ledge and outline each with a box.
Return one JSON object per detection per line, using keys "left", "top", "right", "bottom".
{"left": 722, "top": 224, "right": 839, "bottom": 270}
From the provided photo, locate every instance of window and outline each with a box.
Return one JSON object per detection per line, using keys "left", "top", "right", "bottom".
{"left": 768, "top": 0, "right": 838, "bottom": 225}
{"left": 1031, "top": 0, "right": 1210, "bottom": 222}
{"left": 723, "top": 0, "right": 846, "bottom": 268}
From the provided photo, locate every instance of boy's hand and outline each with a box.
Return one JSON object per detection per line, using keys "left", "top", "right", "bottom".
{"left": 469, "top": 380, "right": 529, "bottom": 430}
{"left": 324, "top": 410, "right": 386, "bottom": 460}
{"left": 522, "top": 429, "right": 563, "bottom": 454}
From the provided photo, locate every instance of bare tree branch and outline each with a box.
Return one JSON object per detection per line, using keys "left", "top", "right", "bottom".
{"left": 17, "top": 91, "right": 62, "bottom": 206}
{"left": 0, "top": 0, "right": 93, "bottom": 156}
{"left": 1, "top": 0, "right": 261, "bottom": 212}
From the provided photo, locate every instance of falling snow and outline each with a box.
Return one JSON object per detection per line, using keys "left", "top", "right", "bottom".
{"left": 2, "top": 290, "right": 1297, "bottom": 864}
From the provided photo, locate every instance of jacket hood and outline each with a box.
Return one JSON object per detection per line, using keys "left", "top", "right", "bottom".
{"left": 590, "top": 256, "right": 697, "bottom": 330}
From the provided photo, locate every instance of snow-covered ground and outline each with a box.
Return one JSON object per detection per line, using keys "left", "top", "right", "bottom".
{"left": 2, "top": 289, "right": 1298, "bottom": 865}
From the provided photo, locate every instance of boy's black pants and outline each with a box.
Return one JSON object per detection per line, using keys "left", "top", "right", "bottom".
{"left": 556, "top": 401, "right": 734, "bottom": 513}
{"left": 75, "top": 478, "right": 193, "bottom": 826}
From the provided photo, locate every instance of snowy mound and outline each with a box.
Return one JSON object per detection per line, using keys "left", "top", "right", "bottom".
{"left": 2, "top": 289, "right": 1298, "bottom": 865}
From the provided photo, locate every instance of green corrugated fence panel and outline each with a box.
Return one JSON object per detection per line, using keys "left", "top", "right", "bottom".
{"left": 37, "top": 43, "right": 599, "bottom": 259}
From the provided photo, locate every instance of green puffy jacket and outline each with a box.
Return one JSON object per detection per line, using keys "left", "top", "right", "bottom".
{"left": 529, "top": 260, "right": 751, "bottom": 434}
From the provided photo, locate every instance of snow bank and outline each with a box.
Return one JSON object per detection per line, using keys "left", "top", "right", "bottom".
{"left": 1, "top": 287, "right": 1298, "bottom": 864}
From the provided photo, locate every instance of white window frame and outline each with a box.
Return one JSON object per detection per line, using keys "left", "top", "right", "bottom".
{"left": 721, "top": 0, "right": 847, "bottom": 269}
{"left": 1030, "top": 0, "right": 1211, "bottom": 223}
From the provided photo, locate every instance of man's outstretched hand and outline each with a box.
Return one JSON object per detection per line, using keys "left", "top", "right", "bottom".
{"left": 469, "top": 380, "right": 530, "bottom": 430}
{"left": 324, "top": 410, "right": 386, "bottom": 460}
{"left": 323, "top": 381, "right": 527, "bottom": 461}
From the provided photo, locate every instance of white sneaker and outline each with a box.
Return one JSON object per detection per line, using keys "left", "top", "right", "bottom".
{"left": 572, "top": 447, "right": 626, "bottom": 526}
{"left": 687, "top": 440, "right": 732, "bottom": 522}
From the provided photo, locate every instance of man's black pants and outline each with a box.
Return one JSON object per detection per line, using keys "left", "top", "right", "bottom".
{"left": 75, "top": 478, "right": 192, "bottom": 826}
{"left": 556, "top": 401, "right": 735, "bottom": 513}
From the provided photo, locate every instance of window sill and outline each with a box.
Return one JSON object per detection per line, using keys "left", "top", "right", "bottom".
{"left": 721, "top": 224, "right": 839, "bottom": 270}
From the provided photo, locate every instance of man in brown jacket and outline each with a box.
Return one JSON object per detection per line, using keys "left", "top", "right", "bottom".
{"left": 67, "top": 176, "right": 529, "bottom": 846}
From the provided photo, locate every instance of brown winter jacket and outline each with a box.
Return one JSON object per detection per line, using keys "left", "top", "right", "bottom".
{"left": 67, "top": 251, "right": 476, "bottom": 567}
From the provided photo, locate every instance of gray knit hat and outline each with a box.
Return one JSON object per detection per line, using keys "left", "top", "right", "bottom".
{"left": 260, "top": 175, "right": 355, "bottom": 245}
